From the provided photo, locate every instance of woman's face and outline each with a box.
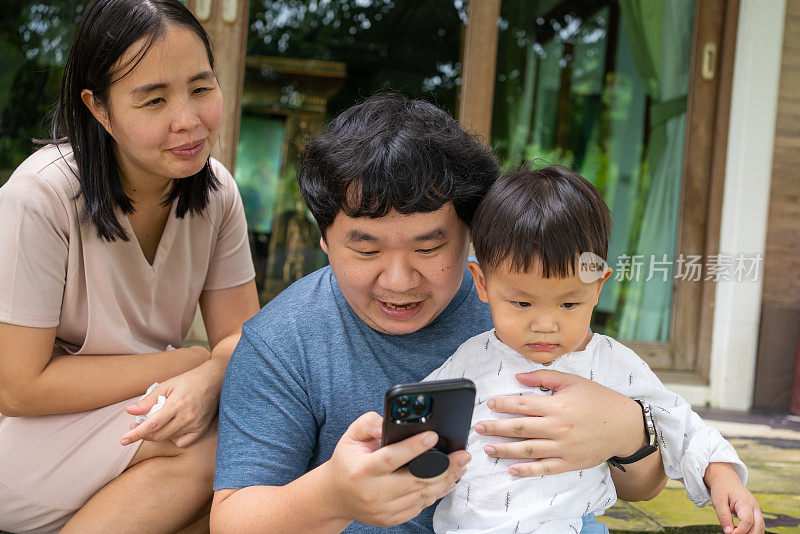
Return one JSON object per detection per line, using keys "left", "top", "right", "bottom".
{"left": 84, "top": 25, "right": 223, "bottom": 183}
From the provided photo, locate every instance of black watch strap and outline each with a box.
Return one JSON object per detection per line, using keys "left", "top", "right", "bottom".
{"left": 608, "top": 400, "right": 659, "bottom": 472}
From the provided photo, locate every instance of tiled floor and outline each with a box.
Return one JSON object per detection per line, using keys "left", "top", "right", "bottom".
{"left": 3, "top": 410, "right": 798, "bottom": 533}
{"left": 600, "top": 409, "right": 800, "bottom": 533}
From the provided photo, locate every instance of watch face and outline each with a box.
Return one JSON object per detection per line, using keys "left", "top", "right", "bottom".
{"left": 639, "top": 401, "right": 658, "bottom": 447}
{"left": 609, "top": 400, "right": 659, "bottom": 469}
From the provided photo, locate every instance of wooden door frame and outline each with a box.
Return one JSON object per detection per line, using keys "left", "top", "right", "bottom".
{"left": 667, "top": 0, "right": 740, "bottom": 381}
{"left": 458, "top": 0, "right": 501, "bottom": 141}
{"left": 184, "top": 0, "right": 250, "bottom": 343}
{"left": 186, "top": 0, "right": 250, "bottom": 171}
{"left": 457, "top": 0, "right": 740, "bottom": 383}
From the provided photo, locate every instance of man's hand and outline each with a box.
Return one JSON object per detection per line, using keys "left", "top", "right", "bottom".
{"left": 706, "top": 463, "right": 764, "bottom": 534}
{"left": 322, "top": 411, "right": 470, "bottom": 527}
{"left": 474, "top": 370, "right": 651, "bottom": 477}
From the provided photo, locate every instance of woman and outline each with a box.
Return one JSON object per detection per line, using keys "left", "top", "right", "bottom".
{"left": 0, "top": 1, "right": 259, "bottom": 532}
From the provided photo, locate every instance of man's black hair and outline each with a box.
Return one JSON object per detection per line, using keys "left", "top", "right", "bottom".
{"left": 297, "top": 93, "right": 500, "bottom": 238}
{"left": 472, "top": 166, "right": 612, "bottom": 278}
{"left": 48, "top": 0, "right": 219, "bottom": 241}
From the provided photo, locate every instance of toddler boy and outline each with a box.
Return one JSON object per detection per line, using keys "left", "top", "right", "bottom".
{"left": 427, "top": 167, "right": 761, "bottom": 533}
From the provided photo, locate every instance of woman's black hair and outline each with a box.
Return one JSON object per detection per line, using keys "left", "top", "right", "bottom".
{"left": 297, "top": 93, "right": 500, "bottom": 238}
{"left": 472, "top": 166, "right": 612, "bottom": 278}
{"left": 49, "top": 0, "right": 219, "bottom": 241}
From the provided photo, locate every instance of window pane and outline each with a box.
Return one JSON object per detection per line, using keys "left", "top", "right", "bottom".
{"left": 238, "top": 0, "right": 466, "bottom": 303}
{"left": 491, "top": 0, "right": 695, "bottom": 342}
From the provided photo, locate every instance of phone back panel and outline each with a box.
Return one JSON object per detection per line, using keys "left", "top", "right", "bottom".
{"left": 381, "top": 379, "right": 475, "bottom": 454}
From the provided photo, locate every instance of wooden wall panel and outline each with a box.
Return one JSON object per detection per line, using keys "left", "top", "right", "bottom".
{"left": 762, "top": 0, "right": 800, "bottom": 307}
{"left": 753, "top": 0, "right": 800, "bottom": 410}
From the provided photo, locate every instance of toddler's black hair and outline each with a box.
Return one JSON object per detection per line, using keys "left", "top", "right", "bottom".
{"left": 472, "top": 166, "right": 611, "bottom": 278}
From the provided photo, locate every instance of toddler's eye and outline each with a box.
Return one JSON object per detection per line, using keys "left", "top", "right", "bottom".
{"left": 512, "top": 301, "right": 531, "bottom": 308}
{"left": 562, "top": 302, "right": 579, "bottom": 310}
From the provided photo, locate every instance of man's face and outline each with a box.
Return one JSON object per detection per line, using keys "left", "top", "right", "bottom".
{"left": 321, "top": 203, "right": 471, "bottom": 335}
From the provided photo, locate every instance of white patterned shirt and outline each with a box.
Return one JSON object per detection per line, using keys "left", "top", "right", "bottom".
{"left": 425, "top": 330, "right": 747, "bottom": 534}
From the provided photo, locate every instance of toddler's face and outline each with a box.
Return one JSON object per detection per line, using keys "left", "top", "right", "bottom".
{"left": 469, "top": 259, "right": 610, "bottom": 363}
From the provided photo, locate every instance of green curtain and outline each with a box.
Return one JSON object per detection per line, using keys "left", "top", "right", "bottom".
{"left": 616, "top": 0, "right": 693, "bottom": 340}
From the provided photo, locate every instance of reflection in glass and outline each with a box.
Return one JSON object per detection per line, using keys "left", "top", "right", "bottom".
{"left": 239, "top": 0, "right": 465, "bottom": 303}
{"left": 492, "top": 0, "right": 695, "bottom": 342}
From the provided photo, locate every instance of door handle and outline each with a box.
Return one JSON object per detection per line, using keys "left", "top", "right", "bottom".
{"left": 701, "top": 42, "right": 717, "bottom": 81}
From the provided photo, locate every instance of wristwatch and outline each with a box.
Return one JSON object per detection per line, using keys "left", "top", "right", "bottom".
{"left": 608, "top": 399, "right": 659, "bottom": 472}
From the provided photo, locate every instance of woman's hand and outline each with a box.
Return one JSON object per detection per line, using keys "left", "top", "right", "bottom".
{"left": 474, "top": 370, "right": 648, "bottom": 477}
{"left": 120, "top": 350, "right": 223, "bottom": 448}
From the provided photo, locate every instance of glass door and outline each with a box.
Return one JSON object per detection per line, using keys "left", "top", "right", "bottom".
{"left": 482, "top": 0, "right": 737, "bottom": 375}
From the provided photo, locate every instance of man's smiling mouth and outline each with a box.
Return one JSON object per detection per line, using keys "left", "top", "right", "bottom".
{"left": 382, "top": 301, "right": 421, "bottom": 310}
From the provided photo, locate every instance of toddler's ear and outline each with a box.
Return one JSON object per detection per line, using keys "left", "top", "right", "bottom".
{"left": 595, "top": 267, "right": 613, "bottom": 299}
{"left": 468, "top": 261, "right": 490, "bottom": 303}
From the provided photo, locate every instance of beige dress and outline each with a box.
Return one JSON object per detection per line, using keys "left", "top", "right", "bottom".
{"left": 0, "top": 145, "right": 255, "bottom": 533}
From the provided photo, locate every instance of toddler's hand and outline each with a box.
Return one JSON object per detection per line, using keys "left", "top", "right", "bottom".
{"left": 706, "top": 462, "right": 764, "bottom": 534}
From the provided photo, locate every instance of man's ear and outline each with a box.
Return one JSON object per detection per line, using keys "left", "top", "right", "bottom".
{"left": 468, "top": 261, "right": 489, "bottom": 303}
{"left": 319, "top": 236, "right": 328, "bottom": 255}
{"left": 80, "top": 89, "right": 112, "bottom": 135}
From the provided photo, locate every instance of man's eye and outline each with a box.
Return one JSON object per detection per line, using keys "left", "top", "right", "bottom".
{"left": 193, "top": 87, "right": 211, "bottom": 95}
{"left": 512, "top": 301, "right": 531, "bottom": 308}
{"left": 145, "top": 97, "right": 165, "bottom": 107}
{"left": 356, "top": 250, "right": 378, "bottom": 256}
{"left": 562, "top": 302, "right": 579, "bottom": 310}
{"left": 417, "top": 245, "right": 442, "bottom": 254}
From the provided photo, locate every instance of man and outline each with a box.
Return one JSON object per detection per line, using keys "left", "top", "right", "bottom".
{"left": 211, "top": 94, "right": 666, "bottom": 533}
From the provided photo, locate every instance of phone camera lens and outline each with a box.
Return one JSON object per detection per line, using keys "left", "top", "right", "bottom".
{"left": 397, "top": 407, "right": 409, "bottom": 419}
{"left": 412, "top": 395, "right": 427, "bottom": 415}
{"left": 397, "top": 396, "right": 410, "bottom": 408}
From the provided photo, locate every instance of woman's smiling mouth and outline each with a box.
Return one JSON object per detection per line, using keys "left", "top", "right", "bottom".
{"left": 169, "top": 139, "right": 205, "bottom": 158}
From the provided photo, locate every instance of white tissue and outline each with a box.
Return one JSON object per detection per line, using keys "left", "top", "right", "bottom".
{"left": 134, "top": 382, "right": 167, "bottom": 424}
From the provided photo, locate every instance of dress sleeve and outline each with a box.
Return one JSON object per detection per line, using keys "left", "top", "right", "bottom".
{"left": 214, "top": 322, "right": 318, "bottom": 490}
{"left": 203, "top": 162, "right": 255, "bottom": 291}
{"left": 0, "top": 175, "right": 69, "bottom": 327}
{"left": 608, "top": 343, "right": 747, "bottom": 507}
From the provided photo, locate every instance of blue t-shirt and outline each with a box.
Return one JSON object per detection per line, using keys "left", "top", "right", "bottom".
{"left": 215, "top": 264, "right": 493, "bottom": 532}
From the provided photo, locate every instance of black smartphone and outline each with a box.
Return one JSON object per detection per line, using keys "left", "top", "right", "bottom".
{"left": 381, "top": 378, "right": 476, "bottom": 478}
